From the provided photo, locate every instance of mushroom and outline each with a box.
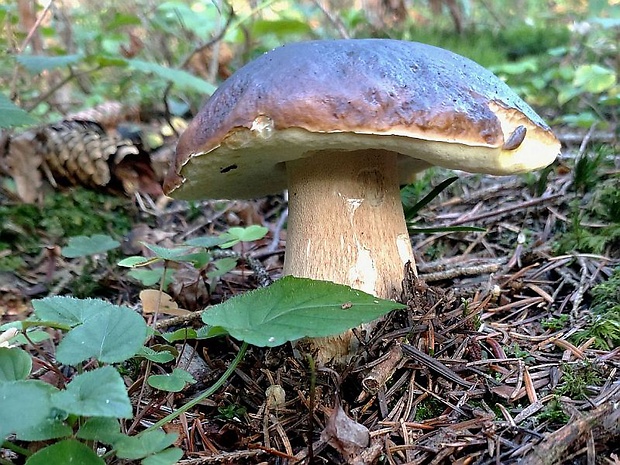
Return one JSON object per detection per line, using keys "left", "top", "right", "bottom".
{"left": 164, "top": 39, "right": 560, "bottom": 364}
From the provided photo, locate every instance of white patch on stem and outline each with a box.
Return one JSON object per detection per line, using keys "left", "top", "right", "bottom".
{"left": 349, "top": 245, "right": 377, "bottom": 295}
{"left": 396, "top": 233, "right": 414, "bottom": 264}
{"left": 337, "top": 193, "right": 378, "bottom": 295}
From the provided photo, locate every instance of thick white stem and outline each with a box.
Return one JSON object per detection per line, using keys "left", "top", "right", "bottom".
{"left": 284, "top": 150, "right": 415, "bottom": 364}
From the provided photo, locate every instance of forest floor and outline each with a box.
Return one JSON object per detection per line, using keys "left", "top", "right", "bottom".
{"left": 1, "top": 126, "right": 619, "bottom": 465}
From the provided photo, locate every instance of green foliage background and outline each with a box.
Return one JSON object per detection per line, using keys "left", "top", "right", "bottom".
{"left": 1, "top": 0, "right": 617, "bottom": 127}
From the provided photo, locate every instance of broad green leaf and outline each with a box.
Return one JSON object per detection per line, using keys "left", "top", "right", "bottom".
{"left": 0, "top": 380, "right": 58, "bottom": 439}
{"left": 17, "top": 54, "right": 83, "bottom": 73}
{"left": 156, "top": 1, "right": 218, "bottom": 36}
{"left": 142, "top": 243, "right": 197, "bottom": 261}
{"left": 115, "top": 430, "right": 178, "bottom": 460}
{"left": 161, "top": 328, "right": 197, "bottom": 343}
{"left": 118, "top": 255, "right": 161, "bottom": 267}
{"left": 18, "top": 320, "right": 71, "bottom": 332}
{"left": 201, "top": 276, "right": 405, "bottom": 347}
{"left": 491, "top": 58, "right": 538, "bottom": 75}
{"left": 172, "top": 250, "right": 211, "bottom": 268}
{"left": 77, "top": 417, "right": 124, "bottom": 444}
{"left": 560, "top": 112, "right": 599, "bottom": 128}
{"left": 136, "top": 346, "right": 175, "bottom": 363}
{"left": 127, "top": 59, "right": 216, "bottom": 94}
{"left": 574, "top": 64, "right": 617, "bottom": 94}
{"left": 87, "top": 54, "right": 128, "bottom": 67}
{"left": 61, "top": 234, "right": 120, "bottom": 258}
{"left": 600, "top": 94, "right": 620, "bottom": 107}
{"left": 0, "top": 347, "right": 32, "bottom": 381}
{"left": 26, "top": 439, "right": 105, "bottom": 465}
{"left": 220, "top": 225, "right": 269, "bottom": 248}
{"left": 56, "top": 305, "right": 147, "bottom": 365}
{"left": 187, "top": 227, "right": 268, "bottom": 250}
{"left": 33, "top": 296, "right": 114, "bottom": 327}
{"left": 142, "top": 447, "right": 184, "bottom": 465}
{"left": 17, "top": 417, "right": 72, "bottom": 441}
{"left": 51, "top": 366, "right": 133, "bottom": 418}
{"left": 206, "top": 257, "right": 238, "bottom": 279}
{"left": 548, "top": 46, "right": 569, "bottom": 57}
{"left": 558, "top": 86, "right": 584, "bottom": 105}
{"left": 0, "top": 93, "right": 37, "bottom": 128}
{"left": 196, "top": 325, "right": 228, "bottom": 339}
{"left": 128, "top": 268, "right": 174, "bottom": 287}
{"left": 107, "top": 11, "right": 142, "bottom": 29}
{"left": 147, "top": 368, "right": 196, "bottom": 392}
{"left": 150, "top": 343, "right": 178, "bottom": 356}
{"left": 252, "top": 18, "right": 312, "bottom": 37}
{"left": 0, "top": 321, "right": 21, "bottom": 332}
{"left": 185, "top": 235, "right": 231, "bottom": 248}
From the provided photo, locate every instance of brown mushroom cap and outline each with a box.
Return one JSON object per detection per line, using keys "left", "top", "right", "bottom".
{"left": 165, "top": 39, "right": 560, "bottom": 200}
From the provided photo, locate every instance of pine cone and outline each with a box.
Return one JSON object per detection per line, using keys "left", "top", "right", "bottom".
{"left": 5, "top": 119, "right": 162, "bottom": 202}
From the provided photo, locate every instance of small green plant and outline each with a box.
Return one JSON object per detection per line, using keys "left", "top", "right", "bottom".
{"left": 537, "top": 397, "right": 569, "bottom": 425}
{"left": 505, "top": 343, "right": 535, "bottom": 364}
{"left": 553, "top": 149, "right": 620, "bottom": 256}
{"left": 119, "top": 225, "right": 270, "bottom": 289}
{"left": 590, "top": 267, "right": 620, "bottom": 310}
{"left": 572, "top": 266, "right": 620, "bottom": 350}
{"left": 572, "top": 314, "right": 620, "bottom": 350}
{"left": 573, "top": 150, "right": 607, "bottom": 194}
{"left": 556, "top": 361, "right": 603, "bottom": 400}
{"left": 55, "top": 234, "right": 123, "bottom": 298}
{"left": 148, "top": 368, "right": 197, "bottom": 393}
{"left": 217, "top": 403, "right": 247, "bottom": 421}
{"left": 541, "top": 315, "right": 569, "bottom": 331}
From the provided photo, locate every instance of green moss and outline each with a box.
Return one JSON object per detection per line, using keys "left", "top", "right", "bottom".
{"left": 414, "top": 398, "right": 444, "bottom": 421}
{"left": 553, "top": 149, "right": 620, "bottom": 257}
{"left": 571, "top": 266, "right": 620, "bottom": 350}
{"left": 41, "top": 188, "right": 134, "bottom": 238}
{"left": 590, "top": 267, "right": 620, "bottom": 312}
{"left": 0, "top": 188, "right": 134, "bottom": 272}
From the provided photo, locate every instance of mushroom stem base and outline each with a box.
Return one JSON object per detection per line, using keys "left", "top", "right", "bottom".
{"left": 284, "top": 150, "right": 415, "bottom": 364}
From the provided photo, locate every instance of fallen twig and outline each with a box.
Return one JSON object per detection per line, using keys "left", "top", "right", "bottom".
{"left": 517, "top": 400, "right": 620, "bottom": 465}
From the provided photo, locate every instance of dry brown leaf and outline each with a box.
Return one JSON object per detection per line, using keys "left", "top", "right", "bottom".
{"left": 167, "top": 267, "right": 210, "bottom": 312}
{"left": 140, "top": 289, "right": 191, "bottom": 316}
{"left": 4, "top": 130, "right": 43, "bottom": 203}
{"left": 321, "top": 402, "right": 370, "bottom": 464}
